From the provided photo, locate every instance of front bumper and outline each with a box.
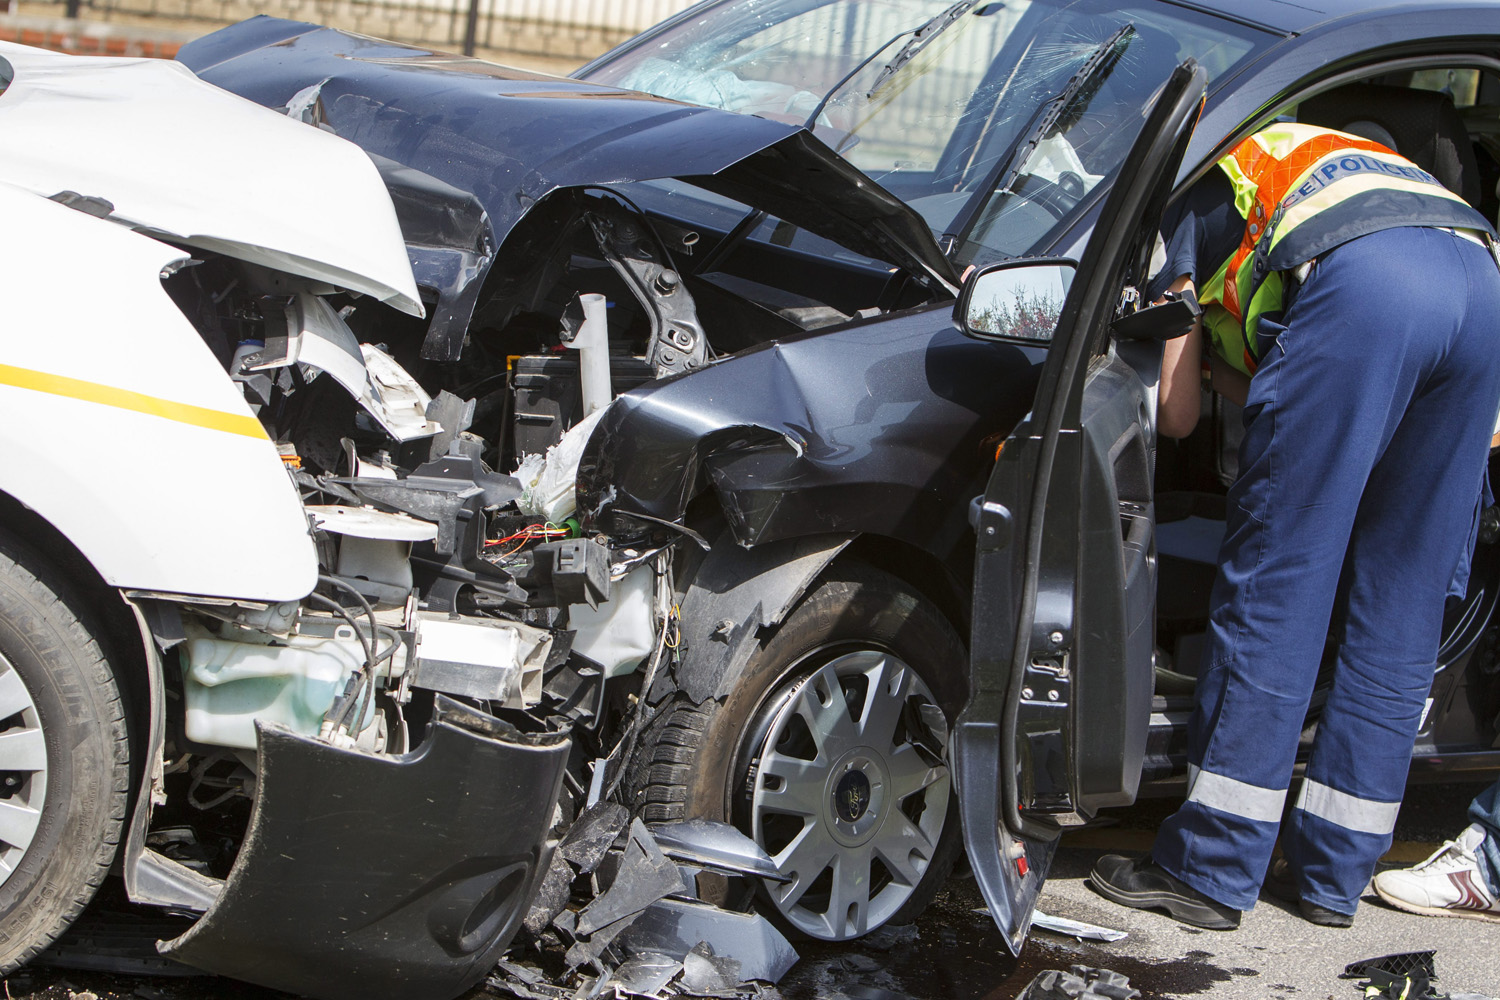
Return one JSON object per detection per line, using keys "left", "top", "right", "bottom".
{"left": 160, "top": 695, "right": 570, "bottom": 1000}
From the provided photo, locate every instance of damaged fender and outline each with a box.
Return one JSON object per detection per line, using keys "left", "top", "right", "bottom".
{"left": 0, "top": 184, "right": 316, "bottom": 601}
{"left": 161, "top": 696, "right": 571, "bottom": 1000}
{"left": 579, "top": 307, "right": 1044, "bottom": 564}
{"left": 658, "top": 532, "right": 851, "bottom": 705}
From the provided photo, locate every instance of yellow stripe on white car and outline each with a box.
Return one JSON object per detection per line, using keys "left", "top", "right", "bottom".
{"left": 0, "top": 364, "right": 267, "bottom": 440}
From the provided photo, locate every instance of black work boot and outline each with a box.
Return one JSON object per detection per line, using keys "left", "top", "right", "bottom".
{"left": 1263, "top": 857, "right": 1355, "bottom": 928}
{"left": 1089, "top": 854, "right": 1241, "bottom": 930}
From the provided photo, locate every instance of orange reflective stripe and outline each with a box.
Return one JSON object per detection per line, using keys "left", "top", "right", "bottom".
{"left": 1220, "top": 132, "right": 1392, "bottom": 321}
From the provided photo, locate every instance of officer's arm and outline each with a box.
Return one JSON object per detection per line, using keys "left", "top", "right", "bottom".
{"left": 1157, "top": 275, "right": 1202, "bottom": 439}
{"left": 1210, "top": 356, "right": 1250, "bottom": 406}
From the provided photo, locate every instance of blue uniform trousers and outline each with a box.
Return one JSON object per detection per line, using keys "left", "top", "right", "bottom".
{"left": 1470, "top": 778, "right": 1500, "bottom": 894}
{"left": 1153, "top": 226, "right": 1500, "bottom": 915}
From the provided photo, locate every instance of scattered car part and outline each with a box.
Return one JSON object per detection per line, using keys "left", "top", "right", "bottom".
{"left": 573, "top": 819, "right": 684, "bottom": 937}
{"left": 619, "top": 898, "right": 799, "bottom": 985}
{"left": 1028, "top": 910, "right": 1129, "bottom": 943}
{"left": 648, "top": 819, "right": 788, "bottom": 883}
{"left": 160, "top": 698, "right": 571, "bottom": 1000}
{"left": 1017, "top": 966, "right": 1140, "bottom": 1000}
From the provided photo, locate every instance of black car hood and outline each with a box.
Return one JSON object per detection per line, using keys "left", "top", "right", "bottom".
{"left": 179, "top": 19, "right": 958, "bottom": 360}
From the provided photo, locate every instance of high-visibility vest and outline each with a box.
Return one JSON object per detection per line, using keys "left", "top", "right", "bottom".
{"left": 1196, "top": 123, "right": 1494, "bottom": 375}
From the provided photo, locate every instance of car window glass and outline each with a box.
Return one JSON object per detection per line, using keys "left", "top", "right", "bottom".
{"left": 1409, "top": 67, "right": 1482, "bottom": 107}
{"left": 585, "top": 0, "right": 1269, "bottom": 269}
{"left": 0, "top": 56, "right": 11, "bottom": 98}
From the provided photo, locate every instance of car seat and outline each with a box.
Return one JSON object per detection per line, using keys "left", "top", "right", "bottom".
{"left": 1297, "top": 82, "right": 1482, "bottom": 207}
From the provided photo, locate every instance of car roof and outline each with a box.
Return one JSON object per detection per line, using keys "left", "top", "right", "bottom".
{"left": 1181, "top": 0, "right": 1500, "bottom": 34}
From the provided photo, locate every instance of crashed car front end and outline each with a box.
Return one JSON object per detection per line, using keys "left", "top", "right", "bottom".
{"left": 0, "top": 28, "right": 982, "bottom": 999}
{"left": 0, "top": 41, "right": 586, "bottom": 1000}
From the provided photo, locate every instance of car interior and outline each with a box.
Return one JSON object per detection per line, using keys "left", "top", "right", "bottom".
{"left": 1146, "top": 64, "right": 1500, "bottom": 786}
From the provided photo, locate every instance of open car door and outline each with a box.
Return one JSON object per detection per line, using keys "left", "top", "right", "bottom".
{"left": 954, "top": 60, "right": 1208, "bottom": 953}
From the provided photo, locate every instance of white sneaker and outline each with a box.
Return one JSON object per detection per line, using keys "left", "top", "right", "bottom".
{"left": 1373, "top": 825, "right": 1500, "bottom": 922}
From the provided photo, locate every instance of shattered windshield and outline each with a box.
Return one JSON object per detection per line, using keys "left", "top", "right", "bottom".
{"left": 586, "top": 0, "right": 1269, "bottom": 266}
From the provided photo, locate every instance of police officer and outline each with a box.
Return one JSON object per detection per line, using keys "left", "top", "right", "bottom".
{"left": 1091, "top": 123, "right": 1500, "bottom": 929}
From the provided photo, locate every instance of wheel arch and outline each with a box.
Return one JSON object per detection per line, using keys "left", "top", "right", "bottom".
{"left": 0, "top": 490, "right": 159, "bottom": 894}
{"left": 836, "top": 533, "right": 970, "bottom": 653}
{"left": 0, "top": 491, "right": 152, "bottom": 753}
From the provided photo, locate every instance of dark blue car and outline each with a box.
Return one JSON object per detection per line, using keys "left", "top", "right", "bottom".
{"left": 16, "top": 2, "right": 1488, "bottom": 996}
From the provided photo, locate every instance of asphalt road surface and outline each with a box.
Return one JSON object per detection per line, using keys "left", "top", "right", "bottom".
{"left": 5, "top": 781, "right": 1495, "bottom": 1000}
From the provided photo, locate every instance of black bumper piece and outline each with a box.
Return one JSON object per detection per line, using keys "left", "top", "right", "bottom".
{"left": 160, "top": 696, "right": 570, "bottom": 1000}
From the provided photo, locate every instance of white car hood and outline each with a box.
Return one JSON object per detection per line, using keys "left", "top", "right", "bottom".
{"left": 0, "top": 42, "right": 422, "bottom": 317}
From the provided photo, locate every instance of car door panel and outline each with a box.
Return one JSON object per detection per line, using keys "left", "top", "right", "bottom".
{"left": 954, "top": 60, "right": 1207, "bottom": 953}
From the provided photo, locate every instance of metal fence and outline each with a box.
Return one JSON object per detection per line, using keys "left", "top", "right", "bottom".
{"left": 40, "top": 0, "right": 698, "bottom": 60}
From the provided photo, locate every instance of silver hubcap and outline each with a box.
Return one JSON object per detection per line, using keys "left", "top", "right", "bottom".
{"left": 0, "top": 652, "right": 46, "bottom": 887}
{"left": 748, "top": 651, "right": 950, "bottom": 940}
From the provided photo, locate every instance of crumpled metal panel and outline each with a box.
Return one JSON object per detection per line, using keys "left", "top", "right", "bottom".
{"left": 160, "top": 698, "right": 570, "bottom": 1000}
{"left": 179, "top": 21, "right": 957, "bottom": 360}
{"left": 578, "top": 307, "right": 1045, "bottom": 558}
{"left": 620, "top": 899, "right": 798, "bottom": 985}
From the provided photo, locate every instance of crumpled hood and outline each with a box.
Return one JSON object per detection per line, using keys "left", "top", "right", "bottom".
{"left": 179, "top": 19, "right": 958, "bottom": 360}
{"left": 0, "top": 41, "right": 421, "bottom": 316}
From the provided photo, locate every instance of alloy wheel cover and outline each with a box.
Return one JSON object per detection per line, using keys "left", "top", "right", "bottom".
{"left": 0, "top": 651, "right": 48, "bottom": 887}
{"left": 747, "top": 650, "right": 950, "bottom": 940}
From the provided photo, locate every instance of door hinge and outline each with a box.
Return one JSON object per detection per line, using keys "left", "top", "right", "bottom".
{"left": 969, "top": 496, "right": 1013, "bottom": 551}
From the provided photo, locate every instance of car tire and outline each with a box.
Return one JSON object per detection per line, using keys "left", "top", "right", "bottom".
{"left": 0, "top": 532, "right": 130, "bottom": 973}
{"left": 631, "top": 562, "right": 965, "bottom": 941}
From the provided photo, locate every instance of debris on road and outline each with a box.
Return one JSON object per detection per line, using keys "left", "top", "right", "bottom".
{"left": 1341, "top": 950, "right": 1497, "bottom": 1000}
{"left": 495, "top": 818, "right": 799, "bottom": 1000}
{"left": 1017, "top": 965, "right": 1141, "bottom": 1000}
{"left": 1031, "top": 910, "right": 1129, "bottom": 943}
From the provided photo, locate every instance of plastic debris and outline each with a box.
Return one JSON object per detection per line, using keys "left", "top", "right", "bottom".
{"left": 621, "top": 898, "right": 798, "bottom": 985}
{"left": 608, "top": 953, "right": 683, "bottom": 999}
{"left": 1018, "top": 965, "right": 1140, "bottom": 1000}
{"left": 1032, "top": 909, "right": 1129, "bottom": 942}
{"left": 649, "top": 819, "right": 789, "bottom": 883}
{"left": 1342, "top": 951, "right": 1448, "bottom": 1000}
{"left": 517, "top": 407, "right": 608, "bottom": 521}
{"left": 574, "top": 820, "right": 684, "bottom": 936}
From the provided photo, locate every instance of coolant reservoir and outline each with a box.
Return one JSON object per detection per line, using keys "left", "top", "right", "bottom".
{"left": 182, "top": 628, "right": 379, "bottom": 750}
{"left": 568, "top": 565, "right": 655, "bottom": 678}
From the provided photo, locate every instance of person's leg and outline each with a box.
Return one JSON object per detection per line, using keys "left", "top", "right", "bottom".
{"left": 1284, "top": 228, "right": 1500, "bottom": 914}
{"left": 1469, "top": 779, "right": 1500, "bottom": 895}
{"left": 1144, "top": 232, "right": 1434, "bottom": 912}
{"left": 1370, "top": 777, "right": 1500, "bottom": 919}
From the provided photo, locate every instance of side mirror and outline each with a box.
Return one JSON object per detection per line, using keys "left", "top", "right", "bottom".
{"left": 956, "top": 258, "right": 1076, "bottom": 344}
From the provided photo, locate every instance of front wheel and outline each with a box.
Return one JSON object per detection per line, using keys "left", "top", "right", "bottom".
{"left": 631, "top": 563, "right": 965, "bottom": 941}
{"left": 0, "top": 533, "right": 129, "bottom": 972}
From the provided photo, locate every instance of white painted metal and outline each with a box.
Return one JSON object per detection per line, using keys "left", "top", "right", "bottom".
{"left": 307, "top": 506, "right": 439, "bottom": 542}
{"left": 0, "top": 42, "right": 421, "bottom": 317}
{"left": 0, "top": 183, "right": 317, "bottom": 601}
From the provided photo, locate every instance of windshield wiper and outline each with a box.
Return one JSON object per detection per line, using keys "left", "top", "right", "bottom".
{"left": 866, "top": 1, "right": 976, "bottom": 97}
{"left": 801, "top": 1, "right": 975, "bottom": 130}
{"left": 942, "top": 22, "right": 1136, "bottom": 258}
